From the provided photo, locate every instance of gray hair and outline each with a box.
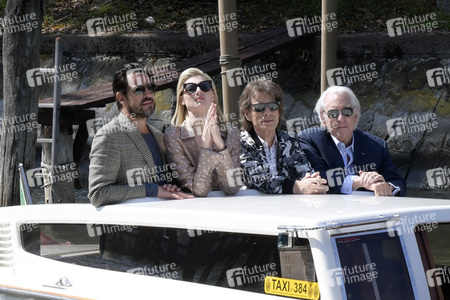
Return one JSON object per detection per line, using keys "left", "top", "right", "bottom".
{"left": 314, "top": 86, "right": 361, "bottom": 129}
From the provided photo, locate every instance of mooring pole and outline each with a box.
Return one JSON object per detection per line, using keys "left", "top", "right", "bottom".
{"left": 218, "top": 0, "right": 240, "bottom": 121}
{"left": 321, "top": 0, "right": 337, "bottom": 93}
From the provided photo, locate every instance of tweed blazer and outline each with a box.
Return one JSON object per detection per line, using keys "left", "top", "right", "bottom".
{"left": 88, "top": 112, "right": 167, "bottom": 207}
{"left": 164, "top": 120, "right": 241, "bottom": 197}
{"left": 240, "top": 129, "right": 315, "bottom": 194}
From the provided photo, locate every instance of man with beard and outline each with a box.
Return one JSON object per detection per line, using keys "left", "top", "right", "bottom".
{"left": 88, "top": 63, "right": 192, "bottom": 207}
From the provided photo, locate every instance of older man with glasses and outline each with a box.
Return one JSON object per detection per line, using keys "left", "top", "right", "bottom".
{"left": 299, "top": 86, "right": 406, "bottom": 196}
{"left": 88, "top": 63, "right": 192, "bottom": 207}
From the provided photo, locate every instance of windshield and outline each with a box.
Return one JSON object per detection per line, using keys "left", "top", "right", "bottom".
{"left": 332, "top": 230, "right": 415, "bottom": 300}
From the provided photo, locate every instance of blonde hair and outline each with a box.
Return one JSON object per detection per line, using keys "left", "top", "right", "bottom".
{"left": 171, "top": 68, "right": 225, "bottom": 127}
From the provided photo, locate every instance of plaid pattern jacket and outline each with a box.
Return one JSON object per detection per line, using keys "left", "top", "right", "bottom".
{"left": 88, "top": 112, "right": 167, "bottom": 207}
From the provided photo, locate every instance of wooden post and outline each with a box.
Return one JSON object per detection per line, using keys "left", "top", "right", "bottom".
{"left": 321, "top": 0, "right": 337, "bottom": 93}
{"left": 0, "top": 0, "right": 43, "bottom": 207}
{"left": 218, "top": 0, "right": 240, "bottom": 121}
{"left": 41, "top": 38, "right": 76, "bottom": 203}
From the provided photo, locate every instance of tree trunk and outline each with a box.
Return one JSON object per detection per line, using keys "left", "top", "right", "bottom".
{"left": 0, "top": 0, "right": 43, "bottom": 206}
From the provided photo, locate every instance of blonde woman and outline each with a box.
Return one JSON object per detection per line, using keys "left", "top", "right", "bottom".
{"left": 164, "top": 68, "right": 241, "bottom": 196}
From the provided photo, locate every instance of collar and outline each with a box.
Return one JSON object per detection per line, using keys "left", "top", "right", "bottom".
{"left": 257, "top": 132, "right": 278, "bottom": 149}
{"left": 331, "top": 134, "right": 354, "bottom": 152}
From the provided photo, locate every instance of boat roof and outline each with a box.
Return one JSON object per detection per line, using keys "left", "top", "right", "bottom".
{"left": 1, "top": 190, "right": 449, "bottom": 235}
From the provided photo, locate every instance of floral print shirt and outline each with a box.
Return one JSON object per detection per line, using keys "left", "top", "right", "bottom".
{"left": 240, "top": 129, "right": 314, "bottom": 194}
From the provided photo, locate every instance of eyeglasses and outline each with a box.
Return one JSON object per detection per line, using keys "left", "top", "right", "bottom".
{"left": 128, "top": 83, "right": 157, "bottom": 95}
{"left": 326, "top": 107, "right": 354, "bottom": 119}
{"left": 249, "top": 102, "right": 280, "bottom": 113}
{"left": 183, "top": 80, "right": 213, "bottom": 94}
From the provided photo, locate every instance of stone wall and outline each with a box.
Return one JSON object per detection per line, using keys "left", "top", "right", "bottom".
{"left": 9, "top": 31, "right": 449, "bottom": 192}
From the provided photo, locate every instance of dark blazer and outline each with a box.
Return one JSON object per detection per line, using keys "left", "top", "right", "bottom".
{"left": 299, "top": 128, "right": 406, "bottom": 196}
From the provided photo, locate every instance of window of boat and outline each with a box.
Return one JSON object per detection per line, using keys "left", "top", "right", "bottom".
{"left": 332, "top": 230, "right": 415, "bottom": 300}
{"left": 416, "top": 222, "right": 450, "bottom": 300}
{"left": 22, "top": 223, "right": 301, "bottom": 296}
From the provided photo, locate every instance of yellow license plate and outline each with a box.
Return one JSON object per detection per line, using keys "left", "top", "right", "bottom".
{"left": 264, "top": 276, "right": 320, "bottom": 299}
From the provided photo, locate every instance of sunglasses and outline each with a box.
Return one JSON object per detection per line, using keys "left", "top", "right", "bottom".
{"left": 250, "top": 102, "right": 280, "bottom": 113}
{"left": 326, "top": 107, "right": 354, "bottom": 119}
{"left": 183, "top": 80, "right": 213, "bottom": 94}
{"left": 129, "top": 83, "right": 157, "bottom": 95}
